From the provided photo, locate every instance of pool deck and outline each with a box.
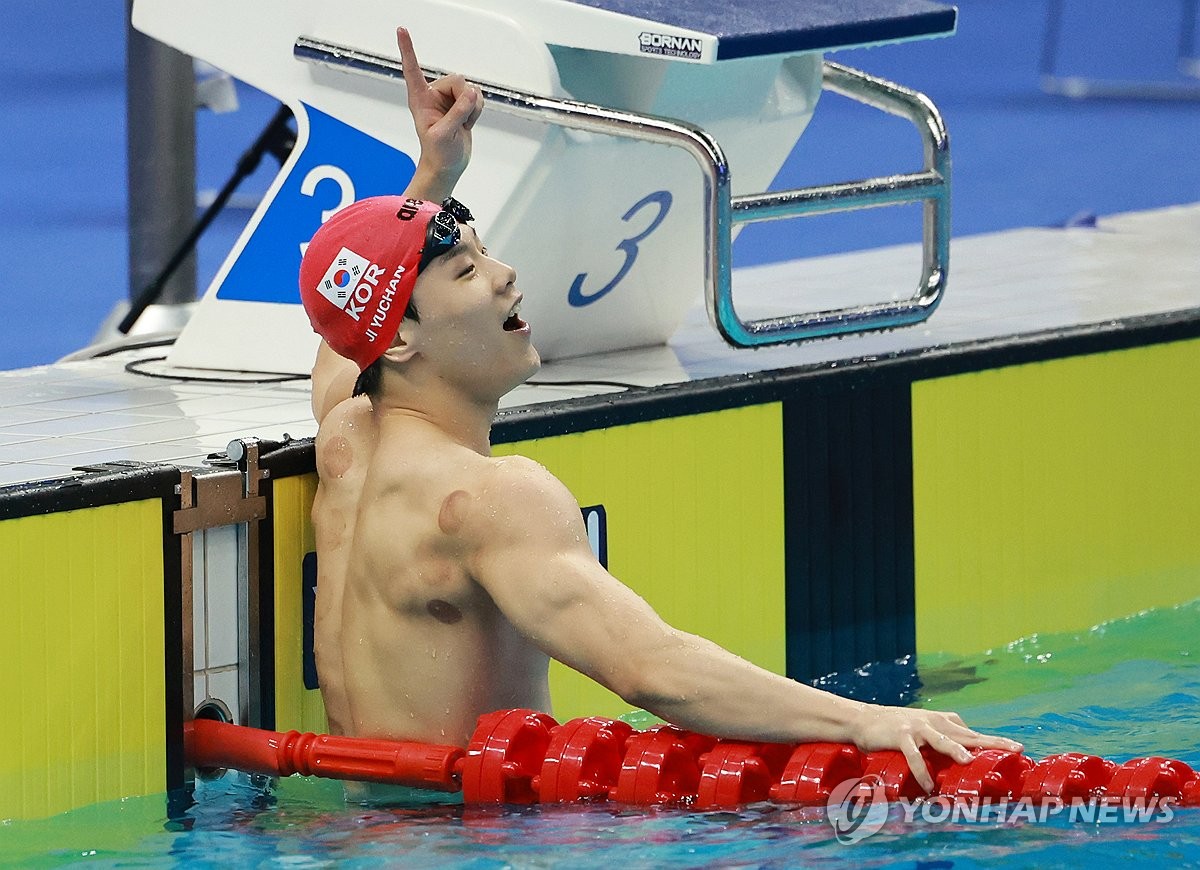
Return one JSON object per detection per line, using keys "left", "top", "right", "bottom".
{"left": 1, "top": 201, "right": 1197, "bottom": 488}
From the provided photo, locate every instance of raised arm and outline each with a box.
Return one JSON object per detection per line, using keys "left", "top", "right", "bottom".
{"left": 396, "top": 26, "right": 482, "bottom": 203}
{"left": 311, "top": 27, "right": 483, "bottom": 424}
{"left": 465, "top": 457, "right": 1022, "bottom": 792}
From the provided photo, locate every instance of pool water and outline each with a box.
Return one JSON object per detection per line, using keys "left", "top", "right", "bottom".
{"left": 3, "top": 600, "right": 1197, "bottom": 868}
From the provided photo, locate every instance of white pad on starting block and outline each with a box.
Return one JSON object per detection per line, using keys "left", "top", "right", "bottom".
{"left": 133, "top": 0, "right": 955, "bottom": 373}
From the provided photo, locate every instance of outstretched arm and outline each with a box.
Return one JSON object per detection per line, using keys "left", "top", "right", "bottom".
{"left": 465, "top": 457, "right": 1023, "bottom": 793}
{"left": 311, "top": 27, "right": 483, "bottom": 424}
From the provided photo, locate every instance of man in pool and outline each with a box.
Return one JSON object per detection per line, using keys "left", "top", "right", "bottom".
{"left": 300, "top": 28, "right": 1021, "bottom": 794}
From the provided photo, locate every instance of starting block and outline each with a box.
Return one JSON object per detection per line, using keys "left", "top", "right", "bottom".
{"left": 132, "top": 0, "right": 956, "bottom": 373}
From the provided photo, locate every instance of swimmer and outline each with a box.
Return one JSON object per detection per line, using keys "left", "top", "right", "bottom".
{"left": 301, "top": 27, "right": 1021, "bottom": 794}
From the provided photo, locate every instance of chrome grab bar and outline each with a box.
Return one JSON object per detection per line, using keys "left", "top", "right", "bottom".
{"left": 726, "top": 62, "right": 951, "bottom": 344}
{"left": 294, "top": 37, "right": 950, "bottom": 347}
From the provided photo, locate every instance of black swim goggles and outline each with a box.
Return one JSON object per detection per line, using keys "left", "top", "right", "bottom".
{"left": 418, "top": 196, "right": 475, "bottom": 272}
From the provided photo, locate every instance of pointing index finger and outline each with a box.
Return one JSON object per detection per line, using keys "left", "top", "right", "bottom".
{"left": 396, "top": 27, "right": 428, "bottom": 100}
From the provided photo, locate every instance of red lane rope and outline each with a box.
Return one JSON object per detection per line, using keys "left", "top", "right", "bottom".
{"left": 185, "top": 709, "right": 1200, "bottom": 808}
{"left": 185, "top": 719, "right": 463, "bottom": 791}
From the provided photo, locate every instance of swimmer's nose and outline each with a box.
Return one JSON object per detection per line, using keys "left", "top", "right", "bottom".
{"left": 494, "top": 259, "right": 517, "bottom": 292}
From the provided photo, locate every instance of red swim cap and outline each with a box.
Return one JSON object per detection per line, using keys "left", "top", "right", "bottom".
{"left": 299, "top": 196, "right": 443, "bottom": 371}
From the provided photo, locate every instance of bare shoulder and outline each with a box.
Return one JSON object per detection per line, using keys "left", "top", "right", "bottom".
{"left": 463, "top": 454, "right": 586, "bottom": 546}
{"left": 315, "top": 393, "right": 373, "bottom": 442}
{"left": 482, "top": 455, "right": 579, "bottom": 511}
{"left": 314, "top": 394, "right": 375, "bottom": 481}
{"left": 311, "top": 341, "right": 360, "bottom": 425}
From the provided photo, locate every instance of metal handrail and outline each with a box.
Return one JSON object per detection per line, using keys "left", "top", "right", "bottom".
{"left": 294, "top": 37, "right": 951, "bottom": 348}
{"left": 725, "top": 62, "right": 951, "bottom": 344}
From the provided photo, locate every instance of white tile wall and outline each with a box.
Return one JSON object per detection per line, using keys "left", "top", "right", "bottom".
{"left": 191, "top": 524, "right": 243, "bottom": 724}
{"left": 0, "top": 464, "right": 83, "bottom": 486}
{"left": 205, "top": 669, "right": 241, "bottom": 724}
{"left": 202, "top": 525, "right": 241, "bottom": 670}
{"left": 192, "top": 534, "right": 207, "bottom": 671}
{"left": 193, "top": 673, "right": 206, "bottom": 711}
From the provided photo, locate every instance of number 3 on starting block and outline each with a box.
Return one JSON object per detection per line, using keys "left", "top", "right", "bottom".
{"left": 214, "top": 103, "right": 417, "bottom": 305}
{"left": 568, "top": 190, "right": 673, "bottom": 307}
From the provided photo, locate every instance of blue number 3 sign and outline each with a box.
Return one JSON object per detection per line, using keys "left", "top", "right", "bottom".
{"left": 567, "top": 190, "right": 673, "bottom": 307}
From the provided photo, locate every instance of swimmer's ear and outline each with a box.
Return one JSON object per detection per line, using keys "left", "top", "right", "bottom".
{"left": 381, "top": 325, "right": 419, "bottom": 365}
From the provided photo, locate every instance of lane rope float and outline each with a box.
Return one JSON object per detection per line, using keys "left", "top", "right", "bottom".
{"left": 185, "top": 709, "right": 1200, "bottom": 809}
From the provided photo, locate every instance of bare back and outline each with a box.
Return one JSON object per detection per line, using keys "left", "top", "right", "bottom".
{"left": 312, "top": 396, "right": 551, "bottom": 746}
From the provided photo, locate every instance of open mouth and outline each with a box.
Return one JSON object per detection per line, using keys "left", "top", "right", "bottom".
{"left": 503, "top": 300, "right": 527, "bottom": 332}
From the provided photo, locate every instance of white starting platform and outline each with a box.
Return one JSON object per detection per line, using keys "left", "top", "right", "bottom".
{"left": 132, "top": 0, "right": 957, "bottom": 372}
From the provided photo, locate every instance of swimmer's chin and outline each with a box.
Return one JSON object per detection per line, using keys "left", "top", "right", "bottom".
{"left": 504, "top": 351, "right": 540, "bottom": 395}
{"left": 524, "top": 347, "right": 542, "bottom": 378}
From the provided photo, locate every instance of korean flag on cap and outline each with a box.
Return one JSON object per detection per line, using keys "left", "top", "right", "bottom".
{"left": 316, "top": 247, "right": 370, "bottom": 311}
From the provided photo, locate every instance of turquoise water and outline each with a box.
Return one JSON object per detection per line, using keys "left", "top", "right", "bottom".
{"left": 3, "top": 600, "right": 1198, "bottom": 868}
